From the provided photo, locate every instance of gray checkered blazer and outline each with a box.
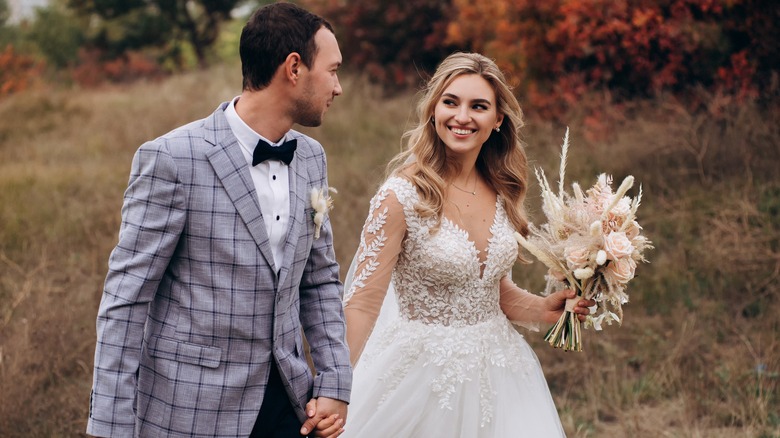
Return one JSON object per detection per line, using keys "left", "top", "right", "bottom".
{"left": 87, "top": 102, "right": 352, "bottom": 437}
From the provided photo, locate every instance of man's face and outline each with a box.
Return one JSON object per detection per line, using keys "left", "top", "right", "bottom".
{"left": 293, "top": 28, "right": 343, "bottom": 127}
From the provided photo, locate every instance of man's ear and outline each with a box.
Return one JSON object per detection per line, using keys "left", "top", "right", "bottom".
{"left": 284, "top": 52, "right": 302, "bottom": 84}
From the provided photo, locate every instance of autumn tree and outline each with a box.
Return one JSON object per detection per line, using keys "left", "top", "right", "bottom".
{"left": 447, "top": 0, "right": 778, "bottom": 119}
{"left": 0, "top": 44, "right": 44, "bottom": 96}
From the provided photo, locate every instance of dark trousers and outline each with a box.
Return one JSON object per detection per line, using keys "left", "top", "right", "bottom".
{"left": 250, "top": 362, "right": 305, "bottom": 438}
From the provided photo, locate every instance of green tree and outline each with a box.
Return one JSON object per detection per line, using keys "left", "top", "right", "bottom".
{"left": 28, "top": 5, "right": 85, "bottom": 68}
{"left": 0, "top": 0, "right": 31, "bottom": 58}
{"left": 67, "top": 0, "right": 243, "bottom": 68}
{"left": 0, "top": 0, "right": 9, "bottom": 26}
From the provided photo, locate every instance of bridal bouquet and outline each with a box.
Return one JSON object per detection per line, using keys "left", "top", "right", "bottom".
{"left": 514, "top": 128, "right": 651, "bottom": 352}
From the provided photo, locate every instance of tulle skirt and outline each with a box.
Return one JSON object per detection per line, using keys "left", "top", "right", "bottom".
{"left": 343, "top": 316, "right": 566, "bottom": 437}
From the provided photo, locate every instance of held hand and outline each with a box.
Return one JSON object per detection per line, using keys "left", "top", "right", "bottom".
{"left": 542, "top": 288, "right": 596, "bottom": 324}
{"left": 300, "top": 397, "right": 348, "bottom": 437}
{"left": 306, "top": 412, "right": 343, "bottom": 438}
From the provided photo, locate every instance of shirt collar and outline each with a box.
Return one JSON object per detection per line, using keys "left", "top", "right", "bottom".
{"left": 223, "top": 96, "right": 290, "bottom": 154}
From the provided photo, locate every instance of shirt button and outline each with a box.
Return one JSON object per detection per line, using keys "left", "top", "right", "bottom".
{"left": 276, "top": 215, "right": 280, "bottom": 221}
{"left": 272, "top": 175, "right": 277, "bottom": 180}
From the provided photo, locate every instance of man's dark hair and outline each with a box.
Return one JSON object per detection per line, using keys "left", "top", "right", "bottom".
{"left": 240, "top": 2, "right": 334, "bottom": 91}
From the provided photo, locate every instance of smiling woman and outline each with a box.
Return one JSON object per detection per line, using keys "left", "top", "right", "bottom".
{"left": 339, "top": 52, "right": 595, "bottom": 437}
{"left": 433, "top": 74, "right": 504, "bottom": 163}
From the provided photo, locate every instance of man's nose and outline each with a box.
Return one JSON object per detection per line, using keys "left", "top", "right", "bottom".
{"left": 334, "top": 76, "right": 343, "bottom": 96}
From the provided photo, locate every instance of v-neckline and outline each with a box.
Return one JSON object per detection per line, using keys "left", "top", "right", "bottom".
{"left": 441, "top": 195, "right": 501, "bottom": 280}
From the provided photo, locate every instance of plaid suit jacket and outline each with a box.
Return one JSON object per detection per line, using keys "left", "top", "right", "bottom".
{"left": 87, "top": 103, "right": 352, "bottom": 437}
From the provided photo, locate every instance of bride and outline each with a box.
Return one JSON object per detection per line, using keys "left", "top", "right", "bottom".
{"left": 337, "top": 52, "right": 594, "bottom": 437}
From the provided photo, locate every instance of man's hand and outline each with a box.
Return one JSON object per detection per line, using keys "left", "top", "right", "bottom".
{"left": 300, "top": 397, "right": 348, "bottom": 438}
{"left": 542, "top": 288, "right": 596, "bottom": 324}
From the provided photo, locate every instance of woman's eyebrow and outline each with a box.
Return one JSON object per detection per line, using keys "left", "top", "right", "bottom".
{"left": 442, "top": 93, "right": 492, "bottom": 106}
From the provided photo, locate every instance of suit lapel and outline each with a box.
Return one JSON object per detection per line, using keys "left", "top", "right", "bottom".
{"left": 277, "top": 143, "right": 308, "bottom": 289}
{"left": 204, "top": 105, "right": 278, "bottom": 274}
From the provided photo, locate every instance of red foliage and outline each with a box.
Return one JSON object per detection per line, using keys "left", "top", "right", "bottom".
{"left": 304, "top": 0, "right": 458, "bottom": 86}
{"left": 0, "top": 45, "right": 45, "bottom": 96}
{"left": 446, "top": 0, "right": 777, "bottom": 134}
{"left": 305, "top": 0, "right": 777, "bottom": 138}
{"left": 717, "top": 50, "right": 758, "bottom": 100}
{"left": 71, "top": 48, "right": 164, "bottom": 88}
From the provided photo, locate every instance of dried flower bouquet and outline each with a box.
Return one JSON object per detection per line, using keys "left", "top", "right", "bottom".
{"left": 514, "top": 129, "right": 652, "bottom": 351}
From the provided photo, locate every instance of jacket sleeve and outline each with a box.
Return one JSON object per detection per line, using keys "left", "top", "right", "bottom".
{"left": 298, "top": 151, "right": 353, "bottom": 403}
{"left": 343, "top": 187, "right": 406, "bottom": 366}
{"left": 87, "top": 141, "right": 186, "bottom": 437}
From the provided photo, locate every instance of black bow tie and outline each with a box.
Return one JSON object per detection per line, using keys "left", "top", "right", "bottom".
{"left": 252, "top": 138, "right": 297, "bottom": 166}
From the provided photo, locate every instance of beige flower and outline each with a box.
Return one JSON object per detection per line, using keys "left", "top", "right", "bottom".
{"left": 564, "top": 246, "right": 590, "bottom": 270}
{"left": 604, "top": 257, "right": 636, "bottom": 284}
{"left": 625, "top": 220, "right": 642, "bottom": 239}
{"left": 589, "top": 220, "right": 602, "bottom": 237}
{"left": 604, "top": 231, "right": 634, "bottom": 260}
{"left": 310, "top": 187, "right": 337, "bottom": 239}
{"left": 586, "top": 310, "right": 620, "bottom": 331}
{"left": 574, "top": 267, "right": 595, "bottom": 280}
{"left": 595, "top": 250, "right": 608, "bottom": 266}
{"left": 609, "top": 196, "right": 632, "bottom": 218}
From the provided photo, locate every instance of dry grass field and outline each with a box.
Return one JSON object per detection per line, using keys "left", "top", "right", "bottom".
{"left": 0, "top": 64, "right": 777, "bottom": 437}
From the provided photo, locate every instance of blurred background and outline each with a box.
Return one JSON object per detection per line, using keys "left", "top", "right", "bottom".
{"left": 0, "top": 0, "right": 777, "bottom": 436}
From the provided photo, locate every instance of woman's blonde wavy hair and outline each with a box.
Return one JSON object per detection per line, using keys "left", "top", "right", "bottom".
{"left": 388, "top": 52, "right": 530, "bottom": 238}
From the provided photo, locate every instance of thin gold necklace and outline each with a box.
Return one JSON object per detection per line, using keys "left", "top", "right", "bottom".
{"left": 451, "top": 184, "right": 476, "bottom": 196}
{"left": 451, "top": 171, "right": 477, "bottom": 196}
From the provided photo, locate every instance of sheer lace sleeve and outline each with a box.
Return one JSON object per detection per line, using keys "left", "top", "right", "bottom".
{"left": 499, "top": 276, "right": 545, "bottom": 332}
{"left": 344, "top": 187, "right": 406, "bottom": 366}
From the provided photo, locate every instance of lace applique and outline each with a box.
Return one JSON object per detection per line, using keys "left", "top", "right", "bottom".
{"left": 343, "top": 189, "right": 392, "bottom": 303}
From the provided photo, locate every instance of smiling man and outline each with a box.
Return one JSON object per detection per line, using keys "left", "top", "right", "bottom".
{"left": 87, "top": 3, "right": 351, "bottom": 438}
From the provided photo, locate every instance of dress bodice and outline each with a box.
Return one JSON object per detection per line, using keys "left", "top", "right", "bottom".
{"left": 388, "top": 178, "right": 519, "bottom": 326}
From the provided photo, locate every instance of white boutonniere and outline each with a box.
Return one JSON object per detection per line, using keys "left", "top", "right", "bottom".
{"left": 310, "top": 186, "right": 337, "bottom": 239}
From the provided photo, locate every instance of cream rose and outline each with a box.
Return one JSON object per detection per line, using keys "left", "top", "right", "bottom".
{"left": 604, "top": 257, "right": 636, "bottom": 284}
{"left": 604, "top": 231, "right": 634, "bottom": 260}
{"left": 564, "top": 246, "right": 590, "bottom": 270}
{"left": 625, "top": 220, "right": 642, "bottom": 239}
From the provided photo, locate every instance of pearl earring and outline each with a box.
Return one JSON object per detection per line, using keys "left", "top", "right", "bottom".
{"left": 494, "top": 126, "right": 500, "bottom": 132}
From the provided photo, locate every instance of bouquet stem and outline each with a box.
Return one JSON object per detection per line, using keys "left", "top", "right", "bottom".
{"left": 544, "top": 291, "right": 583, "bottom": 352}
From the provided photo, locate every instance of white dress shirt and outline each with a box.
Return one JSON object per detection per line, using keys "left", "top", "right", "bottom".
{"left": 224, "top": 96, "right": 291, "bottom": 271}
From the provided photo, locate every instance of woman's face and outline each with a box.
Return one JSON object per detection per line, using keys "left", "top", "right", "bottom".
{"left": 433, "top": 73, "right": 503, "bottom": 160}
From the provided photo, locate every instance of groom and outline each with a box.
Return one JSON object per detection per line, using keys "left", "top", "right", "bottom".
{"left": 87, "top": 3, "right": 351, "bottom": 437}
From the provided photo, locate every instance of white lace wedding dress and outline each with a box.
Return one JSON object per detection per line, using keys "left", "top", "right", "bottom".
{"left": 342, "top": 177, "right": 566, "bottom": 437}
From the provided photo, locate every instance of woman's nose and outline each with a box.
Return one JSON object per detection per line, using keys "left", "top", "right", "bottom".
{"left": 454, "top": 105, "right": 470, "bottom": 124}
